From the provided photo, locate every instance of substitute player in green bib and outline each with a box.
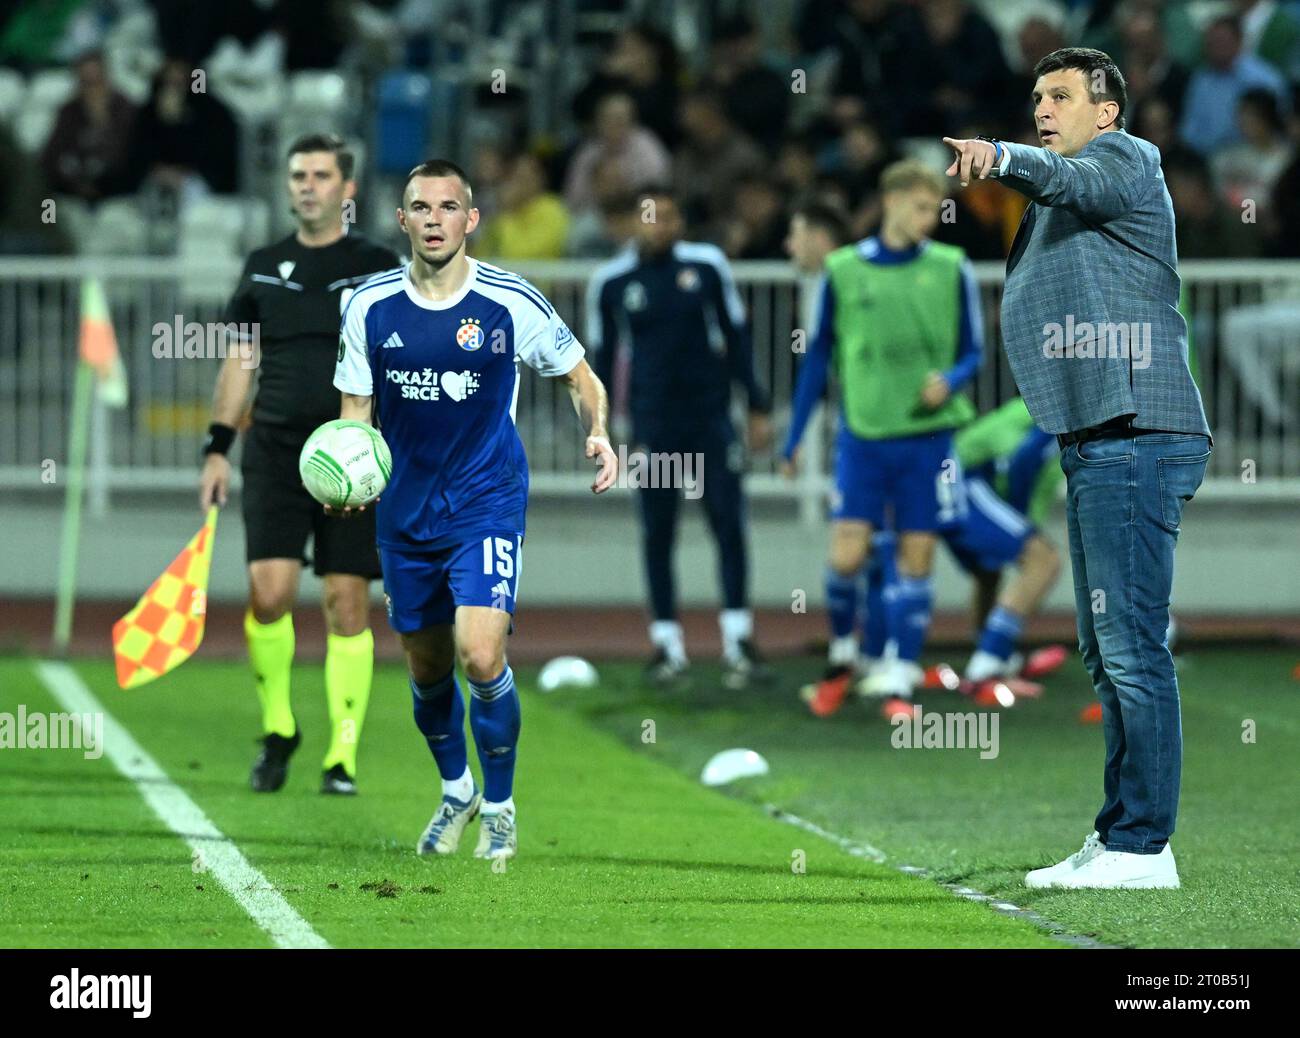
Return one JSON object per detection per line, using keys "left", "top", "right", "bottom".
{"left": 782, "top": 159, "right": 982, "bottom": 715}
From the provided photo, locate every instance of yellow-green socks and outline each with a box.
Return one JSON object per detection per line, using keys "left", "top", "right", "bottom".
{"left": 323, "top": 628, "right": 374, "bottom": 776}
{"left": 244, "top": 610, "right": 296, "bottom": 738}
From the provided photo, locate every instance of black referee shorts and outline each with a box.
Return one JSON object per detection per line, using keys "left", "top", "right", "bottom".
{"left": 240, "top": 422, "right": 382, "bottom": 579}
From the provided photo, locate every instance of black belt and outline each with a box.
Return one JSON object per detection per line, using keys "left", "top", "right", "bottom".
{"left": 1057, "top": 415, "right": 1169, "bottom": 449}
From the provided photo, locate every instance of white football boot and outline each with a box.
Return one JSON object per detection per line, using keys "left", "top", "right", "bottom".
{"left": 474, "top": 807, "right": 518, "bottom": 861}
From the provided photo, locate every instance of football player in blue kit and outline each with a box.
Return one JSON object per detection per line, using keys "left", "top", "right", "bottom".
{"left": 333, "top": 160, "right": 618, "bottom": 860}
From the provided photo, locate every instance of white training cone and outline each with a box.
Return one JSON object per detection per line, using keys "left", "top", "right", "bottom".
{"left": 537, "top": 655, "right": 599, "bottom": 693}
{"left": 700, "top": 748, "right": 770, "bottom": 787}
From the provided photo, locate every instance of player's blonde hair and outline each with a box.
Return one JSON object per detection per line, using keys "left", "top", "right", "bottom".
{"left": 879, "top": 159, "right": 947, "bottom": 197}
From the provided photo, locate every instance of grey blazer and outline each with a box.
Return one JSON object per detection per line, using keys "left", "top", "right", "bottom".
{"left": 997, "top": 130, "right": 1210, "bottom": 437}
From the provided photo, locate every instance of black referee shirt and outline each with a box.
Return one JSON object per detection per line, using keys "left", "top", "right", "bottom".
{"left": 224, "top": 232, "right": 401, "bottom": 430}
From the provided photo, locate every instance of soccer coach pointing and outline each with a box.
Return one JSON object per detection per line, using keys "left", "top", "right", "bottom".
{"left": 944, "top": 48, "right": 1210, "bottom": 890}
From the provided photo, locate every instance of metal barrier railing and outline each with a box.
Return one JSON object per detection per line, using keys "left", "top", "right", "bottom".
{"left": 1, "top": 257, "right": 1297, "bottom": 514}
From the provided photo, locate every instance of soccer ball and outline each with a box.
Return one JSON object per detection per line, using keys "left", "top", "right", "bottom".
{"left": 298, "top": 419, "right": 392, "bottom": 509}
{"left": 537, "top": 656, "right": 599, "bottom": 692}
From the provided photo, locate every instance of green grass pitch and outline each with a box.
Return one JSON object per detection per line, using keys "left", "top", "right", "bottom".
{"left": 0, "top": 646, "right": 1294, "bottom": 948}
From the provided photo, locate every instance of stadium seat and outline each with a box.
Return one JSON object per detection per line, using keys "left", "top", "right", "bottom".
{"left": 178, "top": 196, "right": 270, "bottom": 298}
{"left": 14, "top": 71, "right": 76, "bottom": 153}
{"left": 0, "top": 69, "right": 24, "bottom": 127}
{"left": 81, "top": 199, "right": 149, "bottom": 256}
{"left": 375, "top": 72, "right": 433, "bottom": 175}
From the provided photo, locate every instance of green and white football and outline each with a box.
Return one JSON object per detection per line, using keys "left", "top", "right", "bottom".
{"left": 298, "top": 419, "right": 392, "bottom": 509}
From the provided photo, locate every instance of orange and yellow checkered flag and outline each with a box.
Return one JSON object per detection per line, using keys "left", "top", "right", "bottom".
{"left": 112, "top": 507, "right": 218, "bottom": 689}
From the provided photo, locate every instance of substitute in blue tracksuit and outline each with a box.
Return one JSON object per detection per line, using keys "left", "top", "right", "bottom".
{"left": 586, "top": 187, "right": 773, "bottom": 689}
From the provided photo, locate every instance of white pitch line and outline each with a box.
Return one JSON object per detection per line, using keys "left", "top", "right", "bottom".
{"left": 35, "top": 661, "right": 330, "bottom": 950}
{"left": 764, "top": 804, "right": 1111, "bottom": 950}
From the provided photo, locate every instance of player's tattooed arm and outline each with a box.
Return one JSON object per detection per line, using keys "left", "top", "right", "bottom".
{"left": 560, "top": 359, "right": 617, "bottom": 494}
{"left": 325, "top": 393, "right": 377, "bottom": 517}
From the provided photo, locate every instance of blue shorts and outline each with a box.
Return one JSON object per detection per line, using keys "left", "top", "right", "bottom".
{"left": 832, "top": 427, "right": 961, "bottom": 532}
{"left": 380, "top": 531, "right": 524, "bottom": 634}
{"left": 940, "top": 477, "right": 1033, "bottom": 574}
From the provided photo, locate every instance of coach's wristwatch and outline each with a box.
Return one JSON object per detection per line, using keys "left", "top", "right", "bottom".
{"left": 976, "top": 135, "right": 1005, "bottom": 176}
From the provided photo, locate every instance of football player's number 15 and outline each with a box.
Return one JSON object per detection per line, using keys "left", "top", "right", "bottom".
{"left": 481, "top": 536, "right": 515, "bottom": 578}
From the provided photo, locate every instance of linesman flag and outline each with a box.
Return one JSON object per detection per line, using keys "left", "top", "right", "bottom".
{"left": 113, "top": 507, "right": 218, "bottom": 689}
{"left": 80, "top": 277, "right": 127, "bottom": 408}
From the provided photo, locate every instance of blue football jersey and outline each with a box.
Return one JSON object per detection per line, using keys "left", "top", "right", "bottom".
{"left": 334, "top": 259, "right": 585, "bottom": 549}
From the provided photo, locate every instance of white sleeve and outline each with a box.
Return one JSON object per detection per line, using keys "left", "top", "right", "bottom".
{"left": 334, "top": 294, "right": 373, "bottom": 396}
{"left": 515, "top": 299, "right": 586, "bottom": 377}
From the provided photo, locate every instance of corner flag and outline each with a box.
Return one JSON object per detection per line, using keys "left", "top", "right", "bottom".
{"left": 112, "top": 507, "right": 218, "bottom": 689}
{"left": 79, "top": 278, "right": 127, "bottom": 408}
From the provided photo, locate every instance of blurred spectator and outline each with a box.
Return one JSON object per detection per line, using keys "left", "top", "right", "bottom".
{"left": 1210, "top": 88, "right": 1293, "bottom": 211}
{"left": 673, "top": 89, "right": 764, "bottom": 234}
{"left": 721, "top": 177, "right": 788, "bottom": 259}
{"left": 1131, "top": 95, "right": 1202, "bottom": 171}
{"left": 40, "top": 51, "right": 136, "bottom": 204}
{"left": 1179, "top": 15, "right": 1288, "bottom": 156}
{"left": 931, "top": 178, "right": 1018, "bottom": 260}
{"left": 825, "top": 0, "right": 912, "bottom": 135}
{"left": 475, "top": 153, "right": 570, "bottom": 260}
{"left": 124, "top": 57, "right": 240, "bottom": 199}
{"left": 567, "top": 178, "right": 638, "bottom": 259}
{"left": 270, "top": 0, "right": 352, "bottom": 70}
{"left": 563, "top": 92, "right": 671, "bottom": 216}
{"left": 149, "top": 0, "right": 268, "bottom": 67}
{"left": 819, "top": 118, "right": 897, "bottom": 238}
{"left": 704, "top": 14, "right": 790, "bottom": 154}
{"left": 0, "top": 122, "right": 70, "bottom": 253}
{"left": 1082, "top": 0, "right": 1202, "bottom": 71}
{"left": 1232, "top": 0, "right": 1300, "bottom": 75}
{"left": 891, "top": 0, "right": 1016, "bottom": 137}
{"left": 822, "top": 118, "right": 893, "bottom": 204}
{"left": 573, "top": 23, "right": 680, "bottom": 149}
{"left": 777, "top": 134, "right": 820, "bottom": 197}
{"left": 1015, "top": 17, "right": 1068, "bottom": 75}
{"left": 1115, "top": 4, "right": 1189, "bottom": 125}
{"left": 1167, "top": 160, "right": 1261, "bottom": 257}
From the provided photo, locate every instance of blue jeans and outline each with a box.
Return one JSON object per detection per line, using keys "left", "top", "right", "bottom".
{"left": 1061, "top": 433, "right": 1210, "bottom": 854}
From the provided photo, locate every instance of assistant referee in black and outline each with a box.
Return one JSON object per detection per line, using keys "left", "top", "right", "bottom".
{"left": 198, "top": 134, "right": 400, "bottom": 795}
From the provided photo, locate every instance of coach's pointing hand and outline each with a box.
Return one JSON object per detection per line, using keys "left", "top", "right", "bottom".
{"left": 942, "top": 137, "right": 998, "bottom": 187}
{"left": 587, "top": 434, "right": 618, "bottom": 494}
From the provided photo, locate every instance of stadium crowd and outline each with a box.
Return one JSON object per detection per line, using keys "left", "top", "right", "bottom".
{"left": 5, "top": 0, "right": 1300, "bottom": 260}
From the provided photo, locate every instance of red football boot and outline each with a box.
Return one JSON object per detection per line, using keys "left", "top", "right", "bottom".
{"left": 800, "top": 665, "right": 854, "bottom": 717}
{"left": 921, "top": 662, "right": 961, "bottom": 691}
{"left": 1021, "top": 644, "right": 1068, "bottom": 680}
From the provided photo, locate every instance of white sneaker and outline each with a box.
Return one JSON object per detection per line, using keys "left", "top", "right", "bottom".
{"left": 1024, "top": 831, "right": 1106, "bottom": 888}
{"left": 857, "top": 658, "right": 919, "bottom": 699}
{"left": 1031, "top": 842, "right": 1180, "bottom": 890}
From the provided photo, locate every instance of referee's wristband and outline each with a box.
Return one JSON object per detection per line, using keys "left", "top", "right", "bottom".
{"left": 202, "top": 423, "right": 237, "bottom": 457}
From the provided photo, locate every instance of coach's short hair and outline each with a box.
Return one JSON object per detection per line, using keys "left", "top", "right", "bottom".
{"left": 879, "top": 159, "right": 946, "bottom": 197}
{"left": 286, "top": 133, "right": 355, "bottom": 180}
{"left": 1033, "top": 47, "right": 1127, "bottom": 130}
{"left": 404, "top": 159, "right": 474, "bottom": 206}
